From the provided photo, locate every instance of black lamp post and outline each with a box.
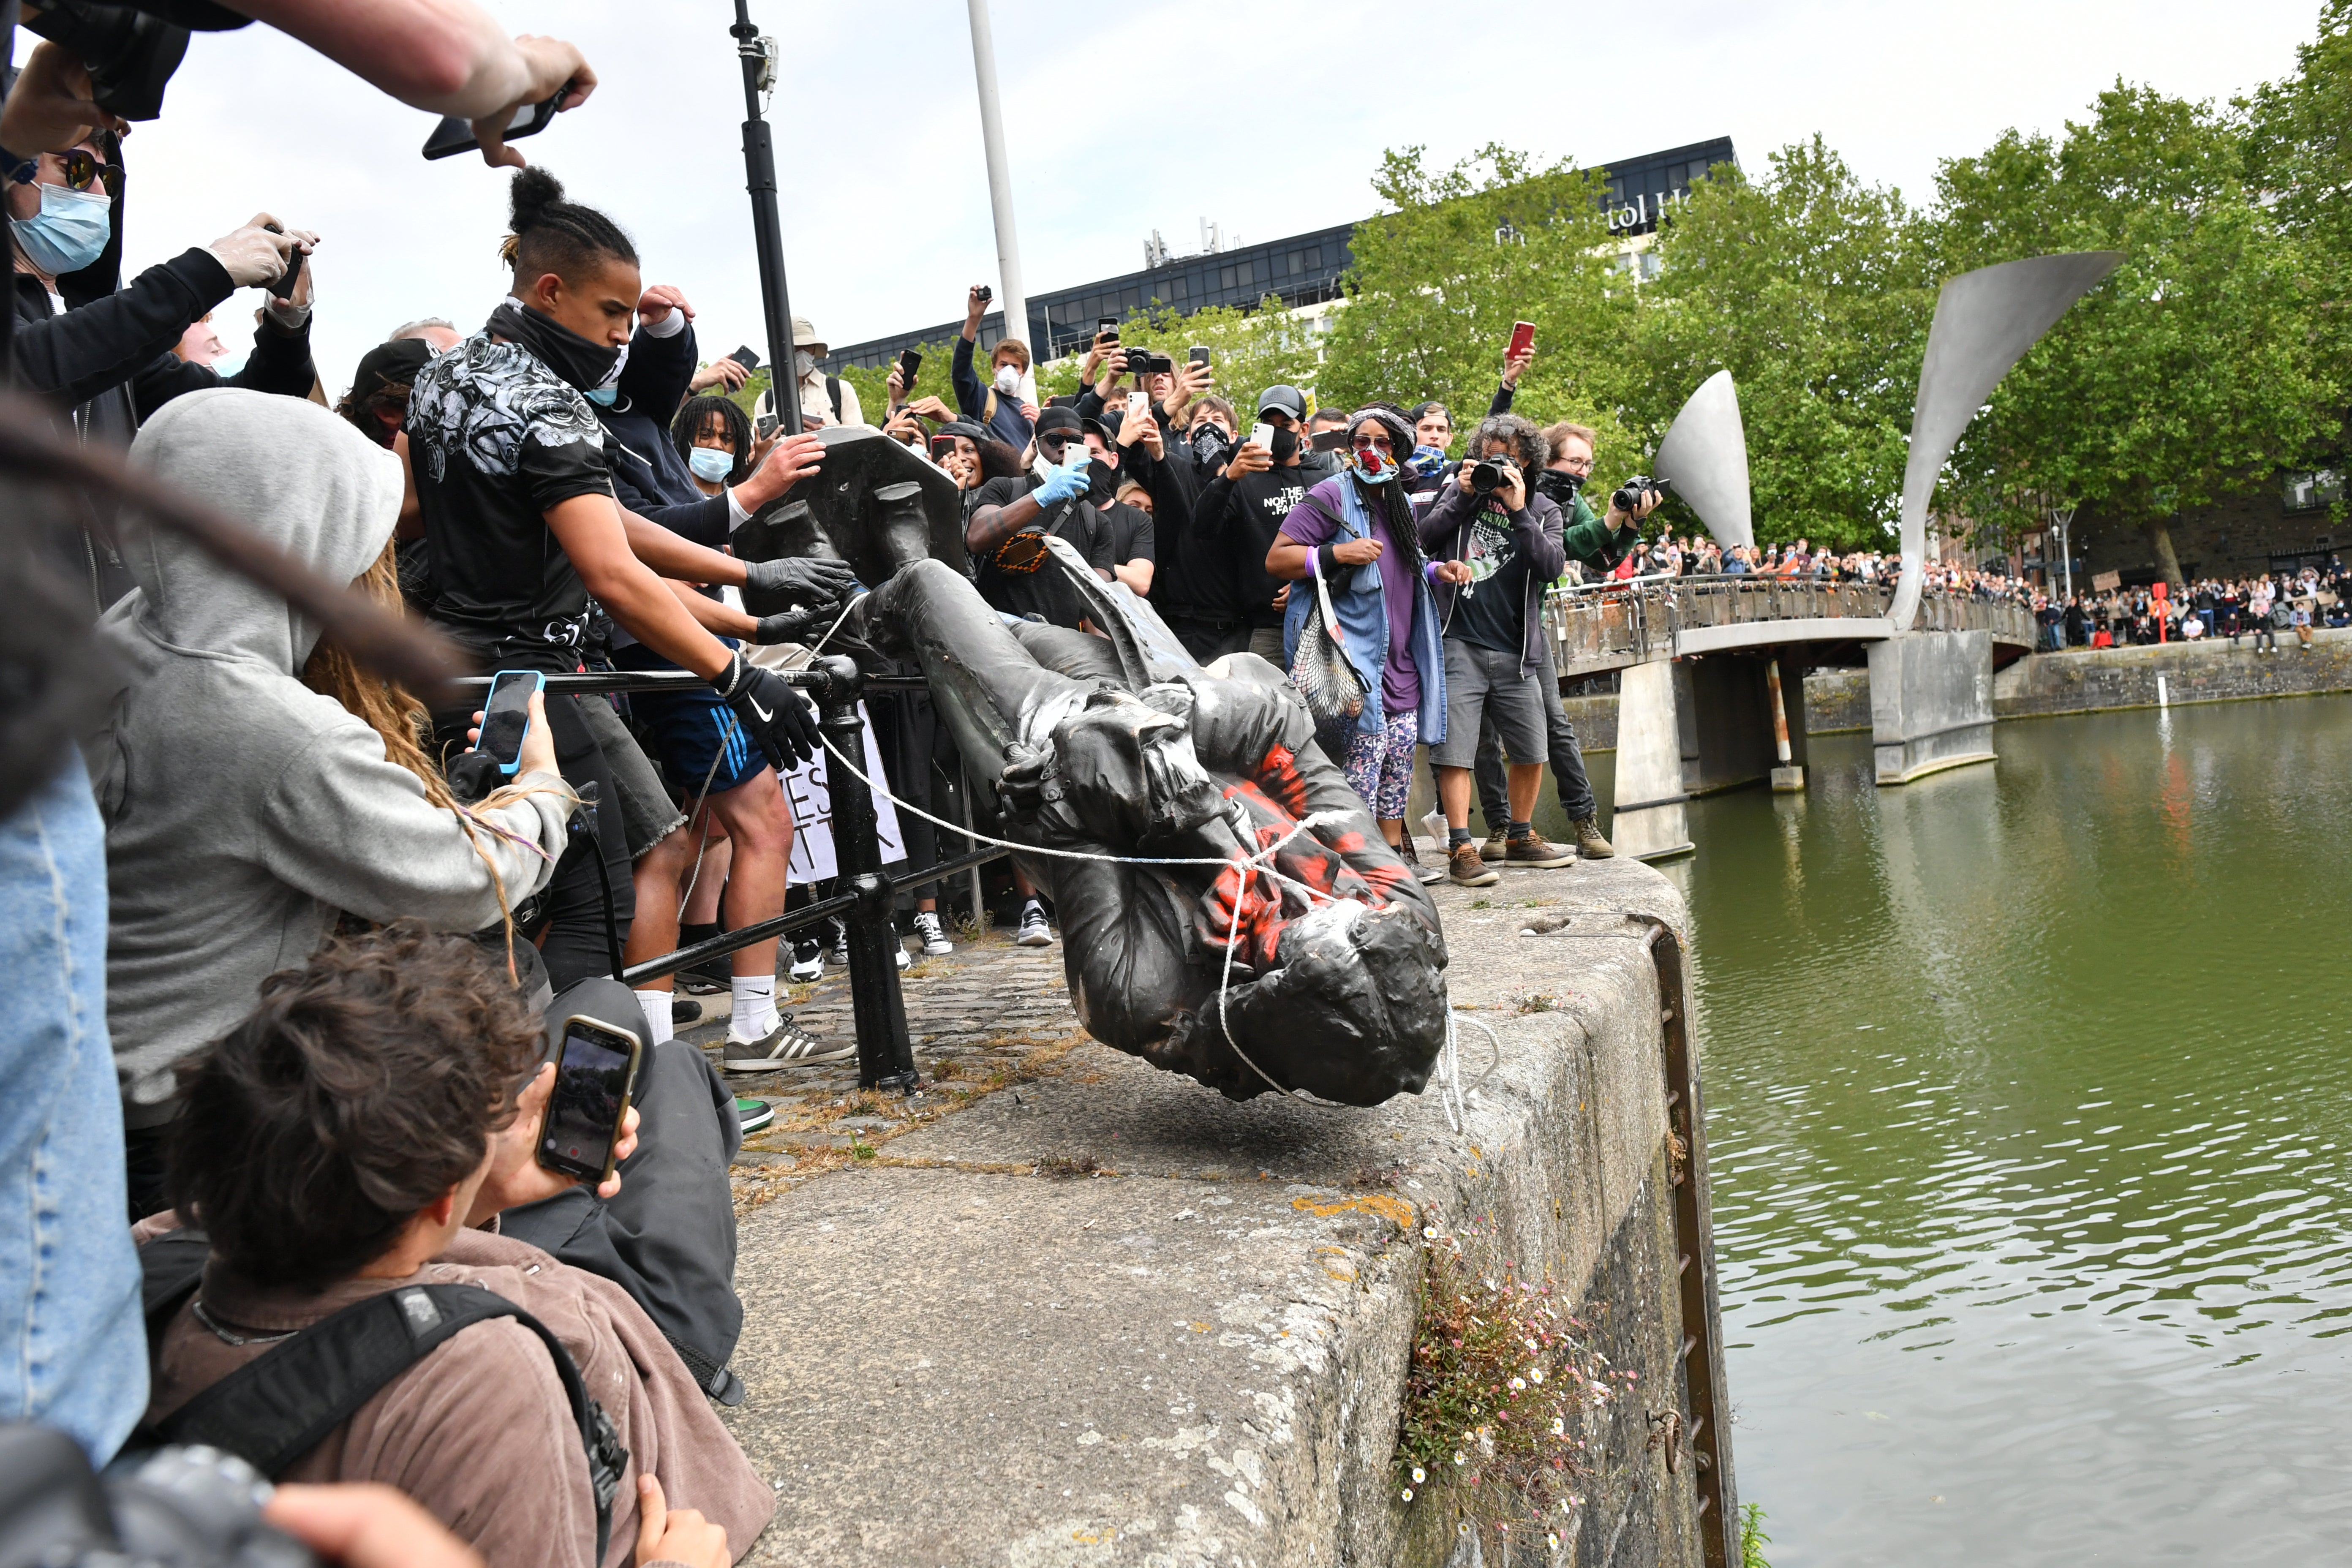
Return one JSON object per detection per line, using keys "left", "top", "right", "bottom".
{"left": 730, "top": 1, "right": 801, "bottom": 436}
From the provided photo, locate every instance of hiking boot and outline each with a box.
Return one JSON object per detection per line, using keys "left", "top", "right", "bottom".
{"left": 1447, "top": 844, "right": 1500, "bottom": 887}
{"left": 913, "top": 911, "right": 954, "bottom": 956}
{"left": 1570, "top": 814, "right": 1616, "bottom": 860}
{"left": 721, "top": 1013, "right": 850, "bottom": 1072}
{"left": 787, "top": 937, "right": 823, "bottom": 983}
{"left": 1015, "top": 900, "right": 1054, "bottom": 947}
{"left": 735, "top": 1097, "right": 774, "bottom": 1133}
{"left": 1481, "top": 832, "right": 1509, "bottom": 862}
{"left": 1505, "top": 832, "right": 1574, "bottom": 868}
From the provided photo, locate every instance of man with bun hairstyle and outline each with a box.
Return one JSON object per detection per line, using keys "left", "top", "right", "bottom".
{"left": 404, "top": 168, "right": 850, "bottom": 994}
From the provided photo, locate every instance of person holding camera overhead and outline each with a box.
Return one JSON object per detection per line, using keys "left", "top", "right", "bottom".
{"left": 1416, "top": 412, "right": 1570, "bottom": 885}
{"left": 951, "top": 281, "right": 1036, "bottom": 450}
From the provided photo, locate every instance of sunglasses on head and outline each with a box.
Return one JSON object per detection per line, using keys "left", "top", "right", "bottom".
{"left": 8, "top": 148, "right": 124, "bottom": 200}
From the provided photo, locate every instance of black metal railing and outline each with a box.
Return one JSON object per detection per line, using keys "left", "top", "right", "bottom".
{"left": 448, "top": 660, "right": 1005, "bottom": 1094}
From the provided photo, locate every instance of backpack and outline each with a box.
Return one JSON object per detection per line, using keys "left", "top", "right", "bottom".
{"left": 136, "top": 1231, "right": 627, "bottom": 1562}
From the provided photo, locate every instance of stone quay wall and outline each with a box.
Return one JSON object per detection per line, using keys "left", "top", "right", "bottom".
{"left": 715, "top": 858, "right": 1728, "bottom": 1568}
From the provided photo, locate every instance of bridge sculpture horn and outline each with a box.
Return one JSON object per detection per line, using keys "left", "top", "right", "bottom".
{"left": 1652, "top": 369, "right": 1753, "bottom": 551}
{"left": 1887, "top": 252, "right": 2123, "bottom": 632}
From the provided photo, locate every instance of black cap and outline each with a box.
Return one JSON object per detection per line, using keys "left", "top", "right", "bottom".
{"left": 1081, "top": 409, "right": 1123, "bottom": 441}
{"left": 350, "top": 337, "right": 431, "bottom": 404}
{"left": 1257, "top": 384, "right": 1307, "bottom": 420}
{"left": 1035, "top": 405, "right": 1083, "bottom": 437}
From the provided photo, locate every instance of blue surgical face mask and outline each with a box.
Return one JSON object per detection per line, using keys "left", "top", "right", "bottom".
{"left": 687, "top": 445, "right": 735, "bottom": 482}
{"left": 9, "top": 181, "right": 112, "bottom": 276}
{"left": 585, "top": 386, "right": 618, "bottom": 406}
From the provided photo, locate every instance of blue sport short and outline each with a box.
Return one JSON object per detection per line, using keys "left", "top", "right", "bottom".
{"left": 612, "top": 645, "right": 768, "bottom": 798}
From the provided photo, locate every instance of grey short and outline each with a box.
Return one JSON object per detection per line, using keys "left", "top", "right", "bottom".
{"left": 1431, "top": 639, "right": 1546, "bottom": 770}
{"left": 575, "top": 690, "right": 686, "bottom": 860}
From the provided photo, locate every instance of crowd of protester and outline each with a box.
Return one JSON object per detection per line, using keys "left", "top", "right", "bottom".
{"left": 2034, "top": 564, "right": 2348, "bottom": 651}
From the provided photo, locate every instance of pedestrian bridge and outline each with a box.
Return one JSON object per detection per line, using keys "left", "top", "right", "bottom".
{"left": 1535, "top": 575, "right": 2035, "bottom": 861}
{"left": 1549, "top": 574, "right": 2039, "bottom": 681}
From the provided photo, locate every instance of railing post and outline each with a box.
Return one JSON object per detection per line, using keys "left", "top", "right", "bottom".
{"left": 813, "top": 654, "right": 919, "bottom": 1093}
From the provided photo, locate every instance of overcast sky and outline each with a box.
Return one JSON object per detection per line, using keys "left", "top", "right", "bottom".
{"left": 27, "top": 0, "right": 2323, "bottom": 394}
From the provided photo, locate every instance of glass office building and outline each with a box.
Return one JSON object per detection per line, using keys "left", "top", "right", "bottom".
{"left": 821, "top": 136, "right": 1738, "bottom": 373}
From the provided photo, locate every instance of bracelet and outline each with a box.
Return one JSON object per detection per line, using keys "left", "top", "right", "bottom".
{"left": 713, "top": 651, "right": 746, "bottom": 698}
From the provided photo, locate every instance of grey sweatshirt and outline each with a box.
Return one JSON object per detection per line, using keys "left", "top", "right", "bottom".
{"left": 84, "top": 390, "right": 574, "bottom": 1124}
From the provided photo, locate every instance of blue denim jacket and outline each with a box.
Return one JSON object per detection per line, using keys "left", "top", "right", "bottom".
{"left": 1282, "top": 477, "right": 1448, "bottom": 746}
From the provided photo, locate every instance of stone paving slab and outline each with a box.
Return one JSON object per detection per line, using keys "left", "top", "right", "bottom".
{"left": 708, "top": 858, "right": 1705, "bottom": 1566}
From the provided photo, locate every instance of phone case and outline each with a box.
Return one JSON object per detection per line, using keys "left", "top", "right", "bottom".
{"left": 537, "top": 1017, "right": 642, "bottom": 1185}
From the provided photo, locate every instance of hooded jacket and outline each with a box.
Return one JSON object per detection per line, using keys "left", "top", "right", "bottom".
{"left": 84, "top": 390, "right": 573, "bottom": 1124}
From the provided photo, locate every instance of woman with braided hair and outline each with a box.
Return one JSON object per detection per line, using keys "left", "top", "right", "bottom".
{"left": 1266, "top": 404, "right": 1469, "bottom": 870}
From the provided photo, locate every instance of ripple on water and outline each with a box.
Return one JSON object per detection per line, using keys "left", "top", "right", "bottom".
{"left": 1680, "top": 698, "right": 2352, "bottom": 1566}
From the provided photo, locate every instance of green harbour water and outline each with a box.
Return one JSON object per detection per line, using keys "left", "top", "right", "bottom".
{"left": 1630, "top": 695, "right": 2352, "bottom": 1564}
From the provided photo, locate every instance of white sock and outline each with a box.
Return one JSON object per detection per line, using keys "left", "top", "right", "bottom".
{"left": 634, "top": 988, "right": 675, "bottom": 1046}
{"left": 731, "top": 975, "right": 778, "bottom": 1040}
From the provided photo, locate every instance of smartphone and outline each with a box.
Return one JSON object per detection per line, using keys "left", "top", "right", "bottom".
{"left": 260, "top": 223, "right": 304, "bottom": 302}
{"left": 1507, "top": 320, "right": 1536, "bottom": 360}
{"left": 1311, "top": 428, "right": 1350, "bottom": 452}
{"left": 422, "top": 82, "right": 573, "bottom": 161}
{"left": 1188, "top": 346, "right": 1211, "bottom": 368}
{"left": 1126, "top": 389, "right": 1149, "bottom": 420}
{"left": 755, "top": 411, "right": 780, "bottom": 439}
{"left": 898, "top": 348, "right": 922, "bottom": 393}
{"left": 1096, "top": 316, "right": 1120, "bottom": 341}
{"left": 536, "top": 1015, "right": 643, "bottom": 1184}
{"left": 476, "top": 669, "right": 544, "bottom": 776}
{"left": 727, "top": 344, "right": 762, "bottom": 372}
{"left": 1249, "top": 421, "right": 1276, "bottom": 451}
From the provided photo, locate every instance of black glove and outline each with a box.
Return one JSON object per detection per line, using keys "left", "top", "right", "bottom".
{"left": 713, "top": 652, "right": 819, "bottom": 770}
{"left": 753, "top": 607, "right": 828, "bottom": 645}
{"left": 743, "top": 555, "right": 858, "bottom": 607}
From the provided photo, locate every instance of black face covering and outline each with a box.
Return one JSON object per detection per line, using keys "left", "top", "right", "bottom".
{"left": 1535, "top": 467, "right": 1585, "bottom": 506}
{"left": 1087, "top": 460, "right": 1118, "bottom": 504}
{"left": 487, "top": 300, "right": 623, "bottom": 392}
{"left": 1190, "top": 424, "right": 1231, "bottom": 468}
{"left": 1269, "top": 426, "right": 1299, "bottom": 463}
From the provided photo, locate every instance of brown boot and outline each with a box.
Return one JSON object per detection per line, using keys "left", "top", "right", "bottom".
{"left": 1447, "top": 843, "right": 1500, "bottom": 887}
{"left": 1505, "top": 832, "right": 1574, "bottom": 867}
{"left": 1570, "top": 814, "right": 1616, "bottom": 859}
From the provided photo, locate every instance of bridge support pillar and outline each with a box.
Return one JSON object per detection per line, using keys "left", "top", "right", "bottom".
{"left": 1869, "top": 629, "right": 1996, "bottom": 784}
{"left": 1611, "top": 661, "right": 1693, "bottom": 860}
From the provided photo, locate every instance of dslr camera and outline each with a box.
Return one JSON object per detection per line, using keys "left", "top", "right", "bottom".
{"left": 1125, "top": 349, "right": 1175, "bottom": 377}
{"left": 1470, "top": 456, "right": 1519, "bottom": 495}
{"left": 0, "top": 1429, "right": 320, "bottom": 1568}
{"left": 1612, "top": 474, "right": 1670, "bottom": 514}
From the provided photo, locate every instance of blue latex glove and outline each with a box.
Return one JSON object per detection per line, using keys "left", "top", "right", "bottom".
{"left": 1033, "top": 452, "right": 1092, "bottom": 505}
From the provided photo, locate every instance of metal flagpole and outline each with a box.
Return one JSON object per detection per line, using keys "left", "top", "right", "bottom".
{"left": 964, "top": 0, "right": 1028, "bottom": 351}
{"left": 730, "top": 0, "right": 802, "bottom": 435}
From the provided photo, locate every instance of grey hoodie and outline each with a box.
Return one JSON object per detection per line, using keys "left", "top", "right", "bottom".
{"left": 85, "top": 390, "right": 574, "bottom": 1124}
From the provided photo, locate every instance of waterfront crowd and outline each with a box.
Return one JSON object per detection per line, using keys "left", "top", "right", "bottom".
{"left": 2035, "top": 563, "right": 2348, "bottom": 651}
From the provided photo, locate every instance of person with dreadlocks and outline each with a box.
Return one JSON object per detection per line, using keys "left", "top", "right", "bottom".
{"left": 1266, "top": 403, "right": 1468, "bottom": 878}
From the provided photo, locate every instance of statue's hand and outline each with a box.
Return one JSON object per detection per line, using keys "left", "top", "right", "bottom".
{"left": 998, "top": 741, "right": 1056, "bottom": 824}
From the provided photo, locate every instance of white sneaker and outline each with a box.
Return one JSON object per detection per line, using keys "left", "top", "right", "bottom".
{"left": 787, "top": 937, "right": 822, "bottom": 983}
{"left": 827, "top": 917, "right": 850, "bottom": 967}
{"left": 914, "top": 911, "right": 953, "bottom": 956}
{"left": 1015, "top": 900, "right": 1054, "bottom": 947}
{"left": 895, "top": 943, "right": 910, "bottom": 972}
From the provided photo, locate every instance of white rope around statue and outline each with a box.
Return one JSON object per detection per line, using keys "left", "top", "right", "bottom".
{"left": 813, "top": 729, "right": 1481, "bottom": 1119}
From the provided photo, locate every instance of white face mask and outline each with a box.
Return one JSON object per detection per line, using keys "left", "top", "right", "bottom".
{"left": 994, "top": 364, "right": 1021, "bottom": 397}
{"left": 793, "top": 350, "right": 818, "bottom": 380}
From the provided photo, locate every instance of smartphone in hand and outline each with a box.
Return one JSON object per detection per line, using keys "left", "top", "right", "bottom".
{"left": 728, "top": 344, "right": 762, "bottom": 372}
{"left": 475, "top": 670, "right": 544, "bottom": 776}
{"left": 536, "top": 1015, "right": 642, "bottom": 1185}
{"left": 1507, "top": 321, "right": 1536, "bottom": 359}
{"left": 423, "top": 83, "right": 573, "bottom": 161}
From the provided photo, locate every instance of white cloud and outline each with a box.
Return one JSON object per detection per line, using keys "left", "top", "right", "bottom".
{"left": 30, "top": 0, "right": 2319, "bottom": 397}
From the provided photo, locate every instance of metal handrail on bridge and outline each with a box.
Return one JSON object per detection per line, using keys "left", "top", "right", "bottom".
{"left": 1543, "top": 572, "right": 2037, "bottom": 681}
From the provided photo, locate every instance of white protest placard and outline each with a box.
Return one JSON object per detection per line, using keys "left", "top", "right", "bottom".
{"left": 777, "top": 700, "right": 904, "bottom": 885}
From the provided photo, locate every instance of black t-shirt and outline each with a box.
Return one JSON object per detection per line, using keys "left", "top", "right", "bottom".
{"left": 969, "top": 474, "right": 1115, "bottom": 627}
{"left": 1447, "top": 502, "right": 1535, "bottom": 656}
{"left": 1221, "top": 466, "right": 1311, "bottom": 627}
{"left": 404, "top": 333, "right": 616, "bottom": 669}
{"left": 1100, "top": 499, "right": 1156, "bottom": 571}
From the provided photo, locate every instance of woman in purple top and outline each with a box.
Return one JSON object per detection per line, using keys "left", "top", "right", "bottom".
{"left": 1266, "top": 404, "right": 1470, "bottom": 858}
